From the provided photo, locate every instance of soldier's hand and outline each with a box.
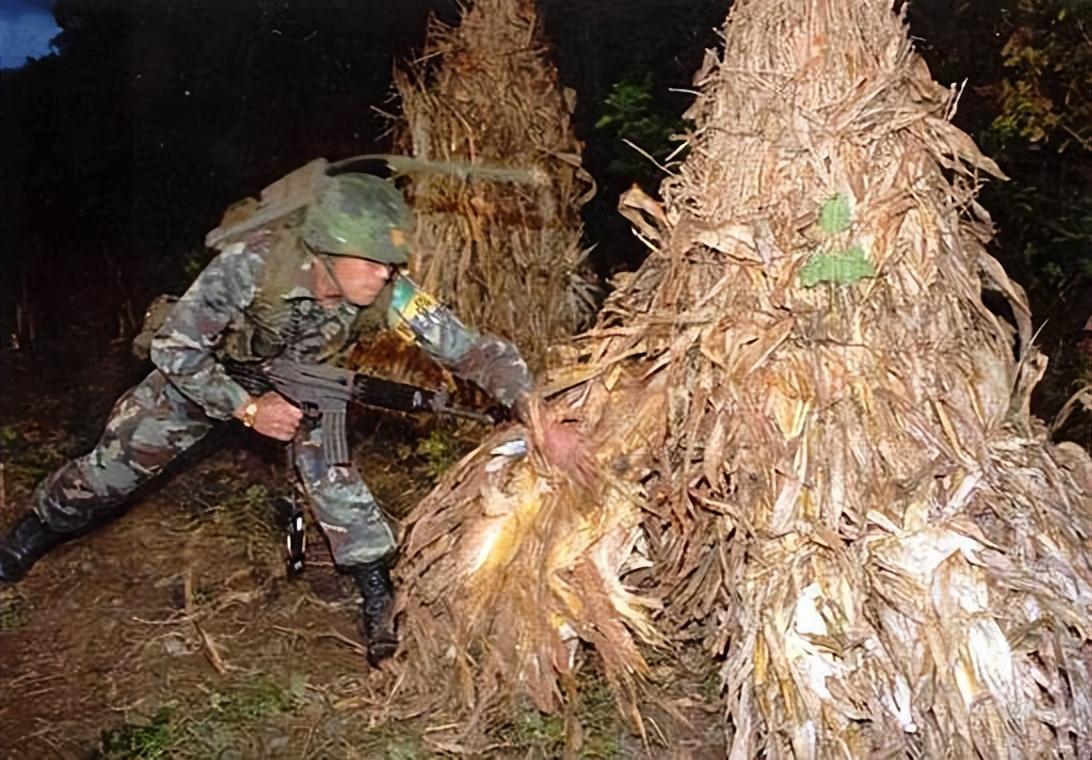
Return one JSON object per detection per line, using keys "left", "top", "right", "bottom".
{"left": 519, "top": 393, "right": 597, "bottom": 490}
{"left": 235, "top": 392, "right": 303, "bottom": 441}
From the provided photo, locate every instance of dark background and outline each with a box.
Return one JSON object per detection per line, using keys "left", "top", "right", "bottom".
{"left": 1, "top": 0, "right": 1089, "bottom": 424}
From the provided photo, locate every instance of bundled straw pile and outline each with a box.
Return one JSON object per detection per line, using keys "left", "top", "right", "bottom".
{"left": 395, "top": 0, "right": 1092, "bottom": 755}
{"left": 393, "top": 0, "right": 597, "bottom": 371}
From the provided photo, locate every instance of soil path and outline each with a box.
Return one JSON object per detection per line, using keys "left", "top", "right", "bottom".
{"left": 0, "top": 336, "right": 724, "bottom": 759}
{"left": 0, "top": 337, "right": 433, "bottom": 758}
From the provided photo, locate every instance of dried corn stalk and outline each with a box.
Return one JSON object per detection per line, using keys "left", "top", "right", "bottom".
{"left": 396, "top": 0, "right": 1092, "bottom": 755}
{"left": 393, "top": 0, "right": 597, "bottom": 372}
{"left": 396, "top": 370, "right": 667, "bottom": 726}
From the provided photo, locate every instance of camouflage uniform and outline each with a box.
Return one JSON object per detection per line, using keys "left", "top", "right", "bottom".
{"left": 33, "top": 229, "right": 531, "bottom": 566}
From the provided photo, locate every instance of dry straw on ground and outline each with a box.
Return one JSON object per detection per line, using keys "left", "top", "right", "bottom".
{"left": 393, "top": 0, "right": 597, "bottom": 372}
{"left": 394, "top": 0, "right": 1092, "bottom": 756}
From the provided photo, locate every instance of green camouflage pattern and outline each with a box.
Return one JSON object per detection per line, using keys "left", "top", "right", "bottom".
{"left": 33, "top": 371, "right": 396, "bottom": 564}
{"left": 150, "top": 241, "right": 264, "bottom": 420}
{"left": 301, "top": 173, "right": 410, "bottom": 264}
{"left": 207, "top": 230, "right": 381, "bottom": 367}
{"left": 33, "top": 370, "right": 215, "bottom": 532}
{"left": 294, "top": 421, "right": 395, "bottom": 564}
{"left": 34, "top": 226, "right": 532, "bottom": 566}
{"left": 387, "top": 276, "right": 532, "bottom": 406}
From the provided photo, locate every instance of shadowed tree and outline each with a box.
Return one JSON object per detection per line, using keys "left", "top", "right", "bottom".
{"left": 390, "top": 0, "right": 1092, "bottom": 754}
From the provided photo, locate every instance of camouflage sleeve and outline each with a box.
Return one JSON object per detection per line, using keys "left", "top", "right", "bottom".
{"left": 149, "top": 243, "right": 264, "bottom": 420}
{"left": 387, "top": 276, "right": 533, "bottom": 406}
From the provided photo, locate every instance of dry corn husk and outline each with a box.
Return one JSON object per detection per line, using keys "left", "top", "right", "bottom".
{"left": 397, "top": 370, "right": 665, "bottom": 730}
{"left": 393, "top": 0, "right": 598, "bottom": 372}
{"left": 396, "top": 0, "right": 1092, "bottom": 755}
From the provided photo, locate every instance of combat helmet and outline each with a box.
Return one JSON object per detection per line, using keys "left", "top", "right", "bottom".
{"left": 301, "top": 173, "right": 410, "bottom": 265}
{"left": 205, "top": 153, "right": 538, "bottom": 260}
{"left": 205, "top": 158, "right": 410, "bottom": 266}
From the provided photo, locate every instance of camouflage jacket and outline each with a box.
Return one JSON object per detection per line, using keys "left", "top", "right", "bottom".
{"left": 150, "top": 232, "right": 533, "bottom": 421}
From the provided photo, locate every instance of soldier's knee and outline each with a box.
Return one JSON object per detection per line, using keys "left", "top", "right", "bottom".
{"left": 37, "top": 451, "right": 140, "bottom": 509}
{"left": 34, "top": 447, "right": 152, "bottom": 532}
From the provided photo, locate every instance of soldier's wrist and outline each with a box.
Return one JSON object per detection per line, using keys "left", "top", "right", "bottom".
{"left": 235, "top": 398, "right": 260, "bottom": 428}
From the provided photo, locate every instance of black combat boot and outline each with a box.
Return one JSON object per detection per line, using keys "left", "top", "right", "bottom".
{"left": 0, "top": 512, "right": 68, "bottom": 583}
{"left": 349, "top": 559, "right": 398, "bottom": 666}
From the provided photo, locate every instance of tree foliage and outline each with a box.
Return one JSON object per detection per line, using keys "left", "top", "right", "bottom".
{"left": 911, "top": 0, "right": 1092, "bottom": 303}
{"left": 540, "top": 0, "right": 728, "bottom": 276}
{"left": 990, "top": 0, "right": 1092, "bottom": 149}
{"left": 593, "top": 73, "right": 685, "bottom": 185}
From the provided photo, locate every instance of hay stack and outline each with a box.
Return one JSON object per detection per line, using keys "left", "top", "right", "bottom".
{"left": 396, "top": 0, "right": 1092, "bottom": 755}
{"left": 393, "top": 0, "right": 597, "bottom": 372}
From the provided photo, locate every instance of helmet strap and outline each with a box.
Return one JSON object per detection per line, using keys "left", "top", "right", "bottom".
{"left": 305, "top": 241, "right": 398, "bottom": 304}
{"left": 306, "top": 243, "right": 348, "bottom": 301}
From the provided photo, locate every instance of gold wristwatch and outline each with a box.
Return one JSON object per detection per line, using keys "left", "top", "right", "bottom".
{"left": 241, "top": 401, "right": 259, "bottom": 428}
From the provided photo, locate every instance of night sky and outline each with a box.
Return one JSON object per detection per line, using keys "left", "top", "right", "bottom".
{"left": 0, "top": 0, "right": 59, "bottom": 69}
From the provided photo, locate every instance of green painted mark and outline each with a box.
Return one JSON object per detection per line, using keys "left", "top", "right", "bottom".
{"left": 819, "top": 194, "right": 852, "bottom": 234}
{"left": 799, "top": 245, "right": 876, "bottom": 287}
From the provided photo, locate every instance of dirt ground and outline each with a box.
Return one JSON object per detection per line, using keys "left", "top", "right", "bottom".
{"left": 0, "top": 335, "right": 725, "bottom": 759}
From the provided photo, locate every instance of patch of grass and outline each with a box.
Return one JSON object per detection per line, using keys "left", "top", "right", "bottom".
{"left": 218, "top": 482, "right": 274, "bottom": 525}
{"left": 699, "top": 663, "right": 723, "bottom": 702}
{"left": 514, "top": 707, "right": 567, "bottom": 747}
{"left": 206, "top": 674, "right": 300, "bottom": 721}
{"left": 0, "top": 591, "right": 31, "bottom": 630}
{"left": 179, "top": 465, "right": 281, "bottom": 538}
{"left": 394, "top": 422, "right": 477, "bottom": 482}
{"left": 504, "top": 678, "right": 628, "bottom": 758}
{"left": 96, "top": 707, "right": 175, "bottom": 760}
{"left": 0, "top": 423, "right": 72, "bottom": 486}
{"left": 0, "top": 425, "right": 18, "bottom": 450}
{"left": 185, "top": 673, "right": 304, "bottom": 758}
{"left": 495, "top": 701, "right": 566, "bottom": 758}
{"left": 94, "top": 674, "right": 304, "bottom": 759}
{"left": 359, "top": 722, "right": 428, "bottom": 760}
{"left": 395, "top": 425, "right": 461, "bottom": 480}
{"left": 574, "top": 678, "right": 626, "bottom": 759}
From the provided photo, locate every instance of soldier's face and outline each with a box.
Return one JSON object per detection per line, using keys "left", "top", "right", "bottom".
{"left": 317, "top": 257, "right": 393, "bottom": 306}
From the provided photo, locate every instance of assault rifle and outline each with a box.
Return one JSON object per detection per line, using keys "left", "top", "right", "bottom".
{"left": 223, "top": 357, "right": 507, "bottom": 466}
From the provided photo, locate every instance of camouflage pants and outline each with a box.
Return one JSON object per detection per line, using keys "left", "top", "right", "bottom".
{"left": 33, "top": 370, "right": 396, "bottom": 566}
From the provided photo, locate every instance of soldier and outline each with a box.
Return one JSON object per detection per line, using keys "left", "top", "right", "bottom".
{"left": 0, "top": 168, "right": 581, "bottom": 665}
